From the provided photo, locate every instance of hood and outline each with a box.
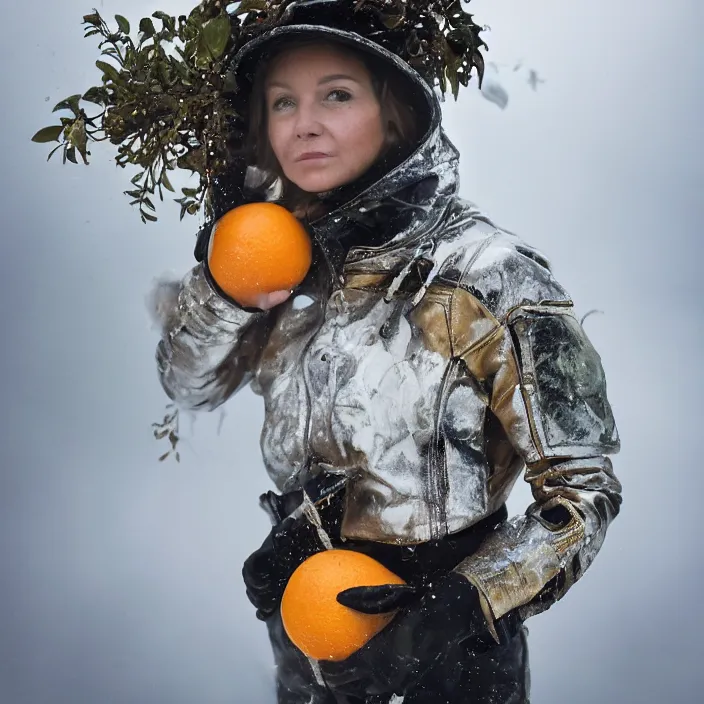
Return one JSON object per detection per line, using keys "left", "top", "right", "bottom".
{"left": 228, "top": 21, "right": 462, "bottom": 274}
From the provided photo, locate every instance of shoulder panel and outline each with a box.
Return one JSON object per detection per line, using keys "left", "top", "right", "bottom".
{"left": 508, "top": 306, "right": 620, "bottom": 458}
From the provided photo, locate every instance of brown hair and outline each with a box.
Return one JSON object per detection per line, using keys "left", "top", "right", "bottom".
{"left": 245, "top": 39, "right": 423, "bottom": 221}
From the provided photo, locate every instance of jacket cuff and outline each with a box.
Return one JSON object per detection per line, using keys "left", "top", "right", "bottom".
{"left": 200, "top": 261, "right": 264, "bottom": 315}
{"left": 454, "top": 541, "right": 561, "bottom": 615}
{"left": 451, "top": 516, "right": 569, "bottom": 643}
{"left": 189, "top": 262, "right": 269, "bottom": 327}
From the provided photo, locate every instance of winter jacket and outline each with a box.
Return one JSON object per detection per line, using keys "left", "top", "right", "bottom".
{"left": 154, "top": 22, "right": 622, "bottom": 634}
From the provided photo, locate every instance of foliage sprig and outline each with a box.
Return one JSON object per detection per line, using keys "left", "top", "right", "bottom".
{"left": 152, "top": 404, "right": 181, "bottom": 463}
{"left": 32, "top": 1, "right": 238, "bottom": 223}
{"left": 32, "top": 1, "right": 486, "bottom": 224}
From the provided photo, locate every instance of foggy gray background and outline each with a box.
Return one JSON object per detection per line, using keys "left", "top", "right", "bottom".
{"left": 1, "top": 0, "right": 701, "bottom": 702}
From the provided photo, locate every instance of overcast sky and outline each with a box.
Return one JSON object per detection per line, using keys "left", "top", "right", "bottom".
{"left": 1, "top": 0, "right": 702, "bottom": 702}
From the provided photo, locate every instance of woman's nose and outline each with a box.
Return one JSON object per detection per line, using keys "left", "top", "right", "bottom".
{"left": 294, "top": 104, "right": 323, "bottom": 139}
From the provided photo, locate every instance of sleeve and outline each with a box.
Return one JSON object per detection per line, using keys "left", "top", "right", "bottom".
{"left": 447, "top": 238, "right": 622, "bottom": 640}
{"left": 152, "top": 262, "right": 274, "bottom": 411}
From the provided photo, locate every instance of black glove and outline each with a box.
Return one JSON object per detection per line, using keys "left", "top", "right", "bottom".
{"left": 242, "top": 514, "right": 325, "bottom": 621}
{"left": 319, "top": 571, "right": 520, "bottom": 697}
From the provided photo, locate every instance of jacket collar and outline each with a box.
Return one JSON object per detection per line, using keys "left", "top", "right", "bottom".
{"left": 305, "top": 122, "right": 461, "bottom": 283}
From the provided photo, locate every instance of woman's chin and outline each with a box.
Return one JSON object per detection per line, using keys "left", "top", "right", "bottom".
{"left": 289, "top": 170, "right": 350, "bottom": 194}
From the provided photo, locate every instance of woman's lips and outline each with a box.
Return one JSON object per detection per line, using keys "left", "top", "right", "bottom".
{"left": 296, "top": 153, "right": 331, "bottom": 161}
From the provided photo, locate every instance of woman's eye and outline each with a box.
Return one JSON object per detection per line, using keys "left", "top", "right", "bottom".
{"left": 272, "top": 96, "right": 294, "bottom": 111}
{"left": 327, "top": 89, "right": 352, "bottom": 102}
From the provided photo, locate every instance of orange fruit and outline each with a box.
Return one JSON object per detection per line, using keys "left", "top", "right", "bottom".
{"left": 207, "top": 202, "right": 312, "bottom": 307}
{"left": 280, "top": 549, "right": 406, "bottom": 662}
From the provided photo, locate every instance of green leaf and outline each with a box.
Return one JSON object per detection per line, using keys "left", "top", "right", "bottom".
{"left": 81, "top": 86, "right": 109, "bottom": 105}
{"left": 141, "top": 210, "right": 158, "bottom": 222}
{"left": 443, "top": 38, "right": 462, "bottom": 100}
{"left": 46, "top": 143, "right": 63, "bottom": 161}
{"left": 139, "top": 17, "right": 155, "bottom": 38}
{"left": 381, "top": 13, "right": 404, "bottom": 29}
{"left": 65, "top": 118, "right": 89, "bottom": 164}
{"left": 447, "top": 0, "right": 465, "bottom": 20}
{"left": 96, "top": 59, "right": 121, "bottom": 83}
{"left": 115, "top": 14, "right": 130, "bottom": 34}
{"left": 31, "top": 125, "right": 64, "bottom": 143}
{"left": 446, "top": 29, "right": 467, "bottom": 55}
{"left": 65, "top": 146, "right": 78, "bottom": 164}
{"left": 52, "top": 94, "right": 82, "bottom": 115}
{"left": 130, "top": 171, "right": 144, "bottom": 185}
{"left": 201, "top": 15, "right": 231, "bottom": 60}
{"left": 161, "top": 170, "right": 175, "bottom": 192}
{"left": 183, "top": 38, "right": 197, "bottom": 62}
{"left": 82, "top": 13, "right": 101, "bottom": 27}
{"left": 152, "top": 11, "right": 176, "bottom": 33}
{"left": 447, "top": 66, "right": 460, "bottom": 100}
{"left": 233, "top": 0, "right": 267, "bottom": 15}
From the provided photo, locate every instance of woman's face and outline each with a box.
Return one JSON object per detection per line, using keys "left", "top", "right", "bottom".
{"left": 265, "top": 43, "right": 386, "bottom": 193}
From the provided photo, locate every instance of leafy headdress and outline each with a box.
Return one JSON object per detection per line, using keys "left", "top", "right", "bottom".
{"left": 33, "top": 0, "right": 486, "bottom": 225}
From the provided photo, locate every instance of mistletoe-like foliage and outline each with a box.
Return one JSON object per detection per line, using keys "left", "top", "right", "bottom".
{"left": 241, "top": 0, "right": 487, "bottom": 99}
{"left": 31, "top": 0, "right": 486, "bottom": 224}
{"left": 32, "top": 2, "right": 239, "bottom": 222}
{"left": 152, "top": 404, "right": 181, "bottom": 463}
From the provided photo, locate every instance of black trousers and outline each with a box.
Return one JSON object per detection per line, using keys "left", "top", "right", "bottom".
{"left": 266, "top": 608, "right": 530, "bottom": 703}
{"left": 261, "top": 502, "right": 530, "bottom": 703}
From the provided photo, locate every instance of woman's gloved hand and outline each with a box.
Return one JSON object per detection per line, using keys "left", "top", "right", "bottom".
{"left": 242, "top": 514, "right": 325, "bottom": 621}
{"left": 319, "top": 571, "right": 520, "bottom": 697}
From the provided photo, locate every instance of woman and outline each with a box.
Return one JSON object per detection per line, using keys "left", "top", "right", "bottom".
{"left": 155, "top": 5, "right": 622, "bottom": 704}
